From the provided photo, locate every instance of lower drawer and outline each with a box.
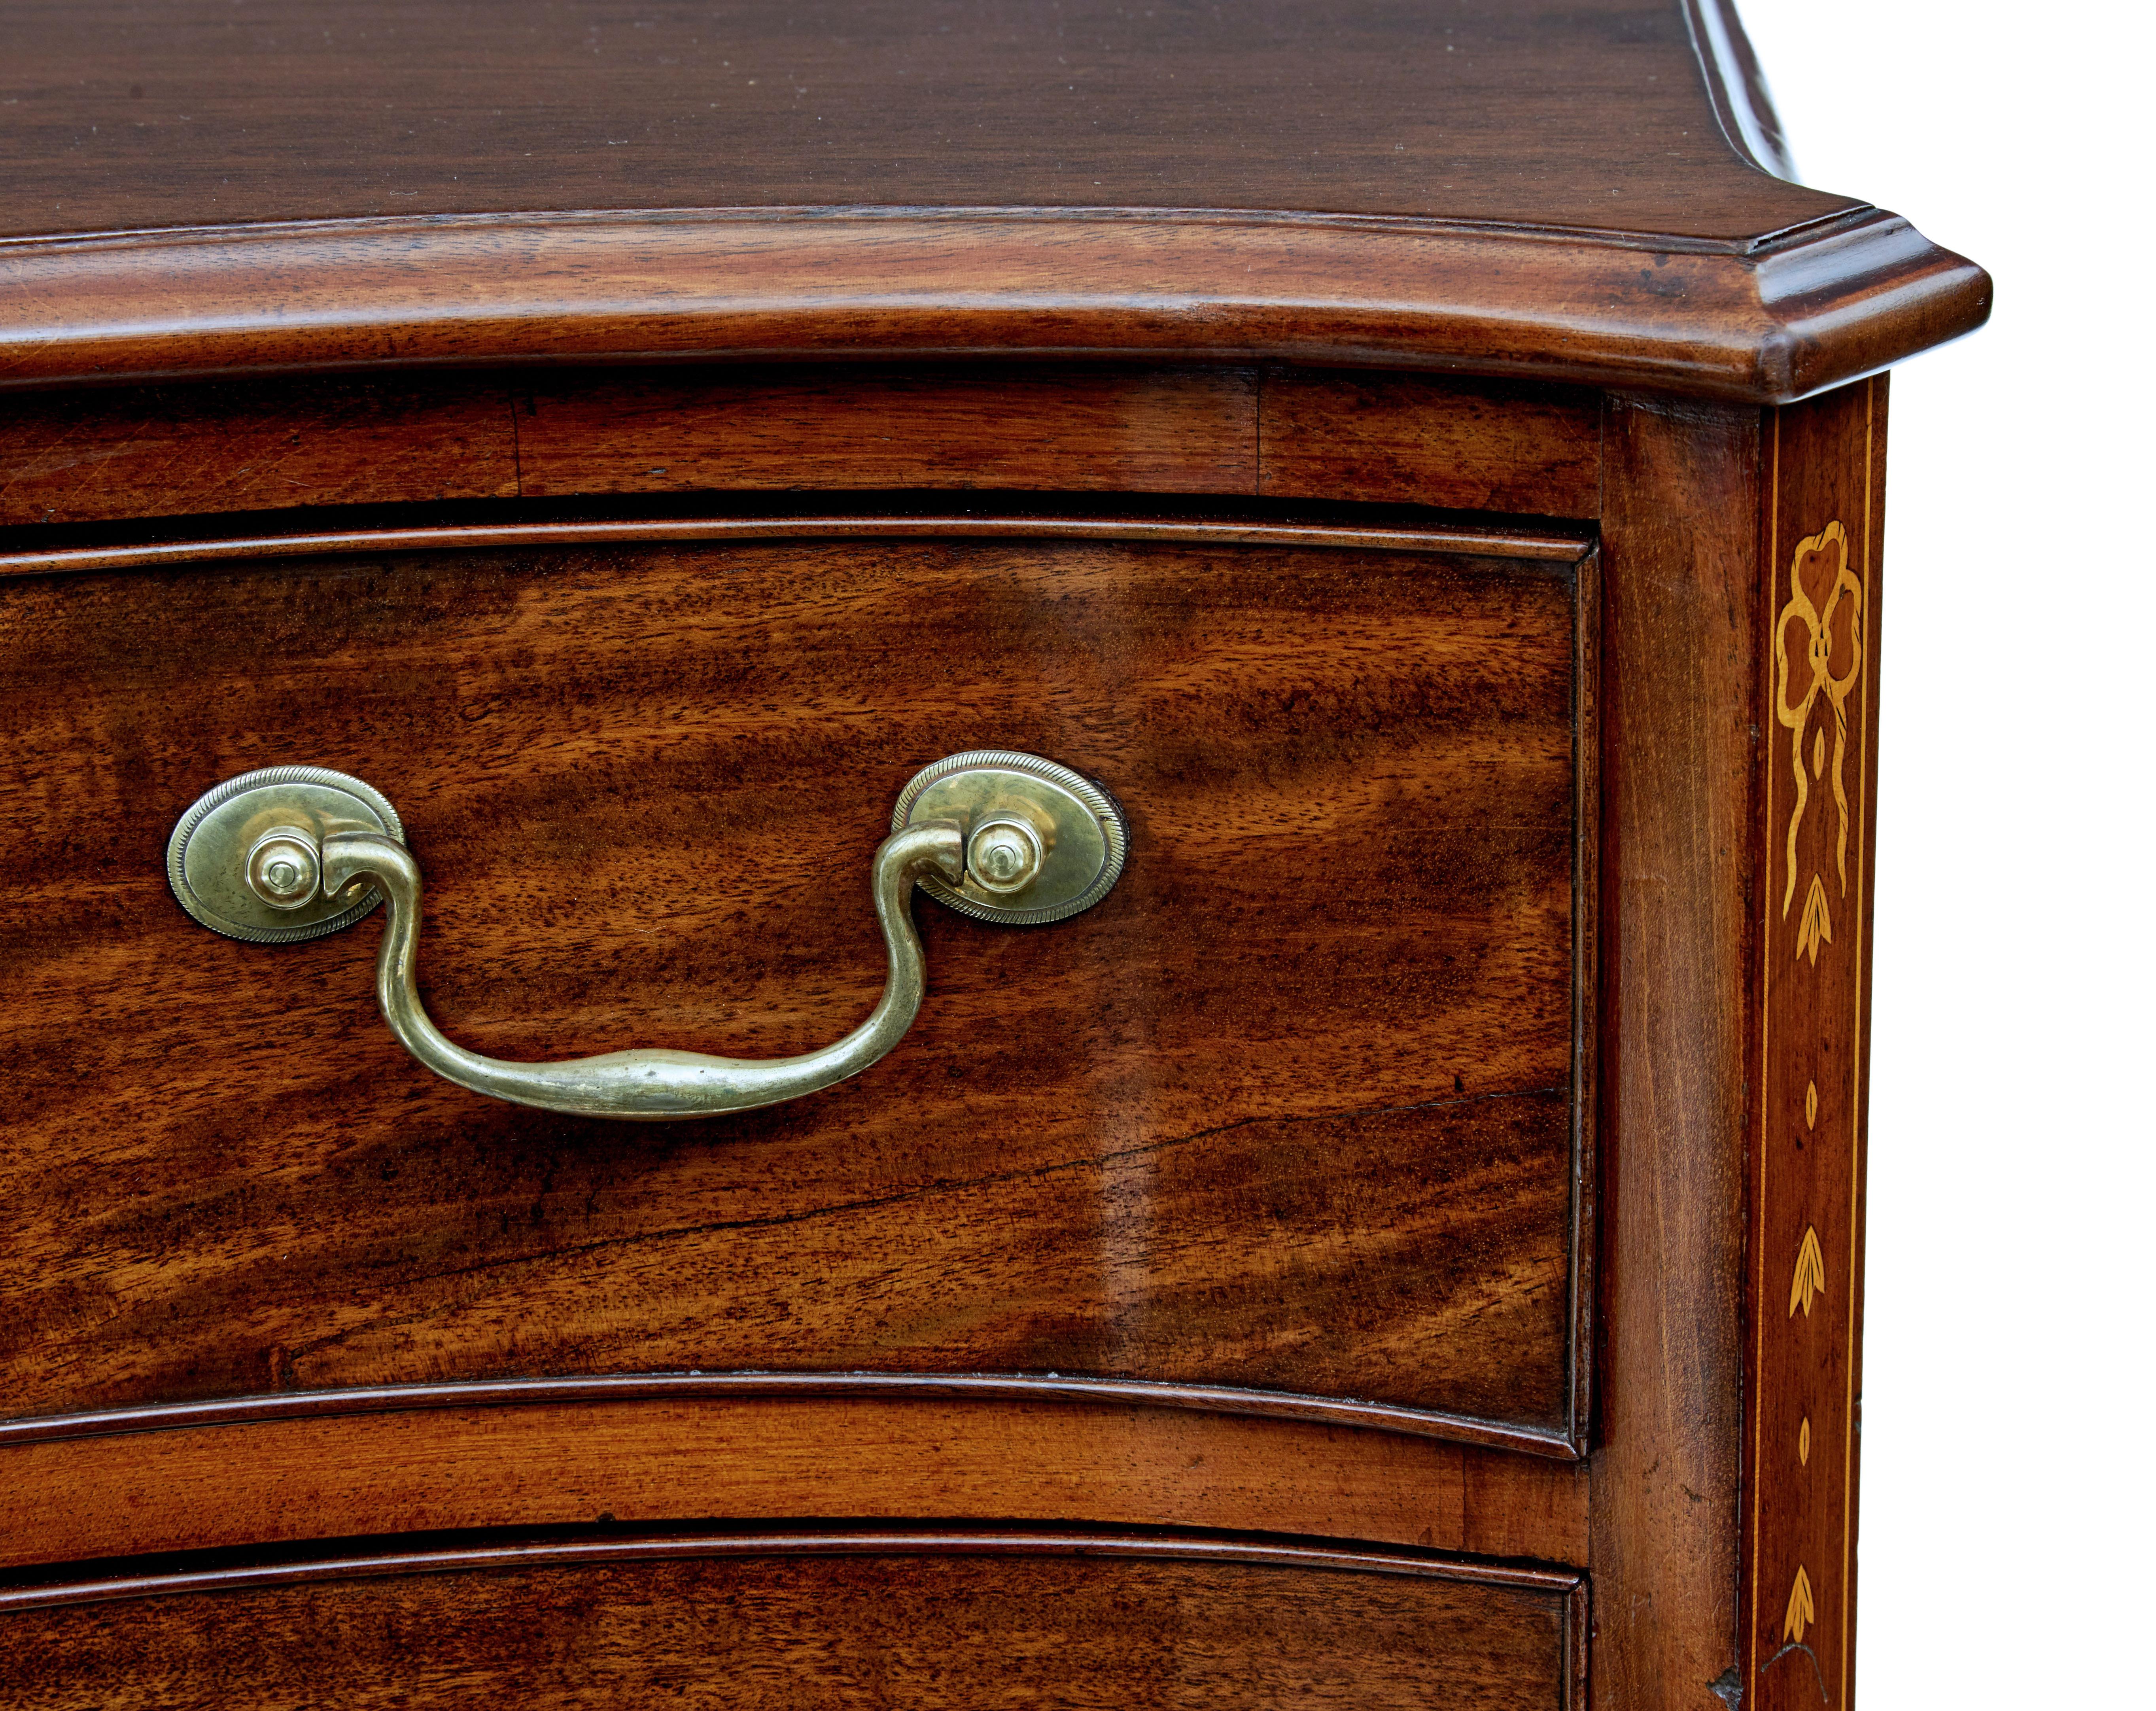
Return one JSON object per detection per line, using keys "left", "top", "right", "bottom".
{"left": 3, "top": 1534, "right": 1581, "bottom": 1709}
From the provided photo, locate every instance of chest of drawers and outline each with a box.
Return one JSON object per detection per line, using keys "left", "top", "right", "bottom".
{"left": 0, "top": 4, "right": 1987, "bottom": 1706}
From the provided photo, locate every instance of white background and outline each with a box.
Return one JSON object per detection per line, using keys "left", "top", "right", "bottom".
{"left": 1736, "top": 2, "right": 2154, "bottom": 1701}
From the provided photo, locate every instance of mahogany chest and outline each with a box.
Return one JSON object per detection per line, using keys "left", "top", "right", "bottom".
{"left": 0, "top": 4, "right": 1987, "bottom": 1706}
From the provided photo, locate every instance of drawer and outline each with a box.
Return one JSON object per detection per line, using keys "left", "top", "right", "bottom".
{"left": 0, "top": 513, "right": 1592, "bottom": 1449}
{"left": 2, "top": 1534, "right": 1582, "bottom": 1710}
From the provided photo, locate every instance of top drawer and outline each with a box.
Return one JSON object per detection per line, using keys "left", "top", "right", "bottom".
{"left": 0, "top": 515, "right": 1591, "bottom": 1450}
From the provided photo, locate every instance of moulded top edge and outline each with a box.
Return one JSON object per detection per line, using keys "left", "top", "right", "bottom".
{"left": 0, "top": 206, "right": 1992, "bottom": 405}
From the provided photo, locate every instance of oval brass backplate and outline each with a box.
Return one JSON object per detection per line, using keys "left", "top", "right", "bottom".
{"left": 166, "top": 766, "right": 403, "bottom": 943}
{"left": 892, "top": 750, "right": 1127, "bottom": 925}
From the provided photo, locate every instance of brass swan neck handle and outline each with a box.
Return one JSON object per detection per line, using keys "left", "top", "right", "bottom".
{"left": 322, "top": 822, "right": 964, "bottom": 1120}
{"left": 165, "top": 752, "right": 1127, "bottom": 1122}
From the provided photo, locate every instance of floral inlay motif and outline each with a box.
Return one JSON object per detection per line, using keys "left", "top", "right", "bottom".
{"left": 1774, "top": 520, "right": 1865, "bottom": 960}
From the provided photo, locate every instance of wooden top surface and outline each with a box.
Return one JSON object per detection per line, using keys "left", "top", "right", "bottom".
{"left": 0, "top": 0, "right": 1989, "bottom": 400}
{"left": 7, "top": 0, "right": 1842, "bottom": 242}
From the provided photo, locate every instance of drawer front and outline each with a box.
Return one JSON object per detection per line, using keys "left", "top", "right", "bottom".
{"left": 4, "top": 1537, "right": 1581, "bottom": 1710}
{"left": 0, "top": 522, "right": 1589, "bottom": 1443}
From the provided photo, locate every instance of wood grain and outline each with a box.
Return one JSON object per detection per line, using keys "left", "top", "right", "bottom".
{"left": 0, "top": 3, "right": 1959, "bottom": 1685}
{"left": 1588, "top": 395, "right": 1762, "bottom": 1709}
{"left": 515, "top": 365, "right": 1258, "bottom": 500}
{"left": 0, "top": 365, "right": 1622, "bottom": 530}
{"left": 0, "top": 209, "right": 1990, "bottom": 403}
{"left": 1742, "top": 377, "right": 1885, "bottom": 1711}
{"left": 0, "top": 377, "right": 517, "bottom": 528}
{"left": 0, "top": 0, "right": 1854, "bottom": 241}
{"left": 1260, "top": 372, "right": 1601, "bottom": 519}
{"left": 0, "top": 526, "right": 1585, "bottom": 1442}
{"left": 0, "top": 1534, "right": 1581, "bottom": 1709}
{"left": 0, "top": 1396, "right": 1589, "bottom": 1570}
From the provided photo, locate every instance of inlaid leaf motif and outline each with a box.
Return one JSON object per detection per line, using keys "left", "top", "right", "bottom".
{"left": 1783, "top": 1565, "right": 1816, "bottom": 1644}
{"left": 1789, "top": 1225, "right": 1826, "bottom": 1317}
{"left": 1796, "top": 873, "right": 1833, "bottom": 967}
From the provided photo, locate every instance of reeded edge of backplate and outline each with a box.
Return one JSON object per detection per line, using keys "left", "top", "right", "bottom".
{"left": 166, "top": 765, "right": 403, "bottom": 944}
{"left": 891, "top": 750, "right": 1127, "bottom": 926}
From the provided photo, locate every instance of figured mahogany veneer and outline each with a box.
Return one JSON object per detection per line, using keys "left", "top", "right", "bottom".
{"left": 0, "top": 522, "right": 1591, "bottom": 1446}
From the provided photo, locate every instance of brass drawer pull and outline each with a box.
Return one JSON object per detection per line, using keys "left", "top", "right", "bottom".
{"left": 166, "top": 753, "right": 1126, "bottom": 1120}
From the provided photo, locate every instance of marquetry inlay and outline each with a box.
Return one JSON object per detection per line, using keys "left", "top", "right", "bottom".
{"left": 1749, "top": 378, "right": 1882, "bottom": 1709}
{"left": 1774, "top": 519, "right": 1865, "bottom": 969}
